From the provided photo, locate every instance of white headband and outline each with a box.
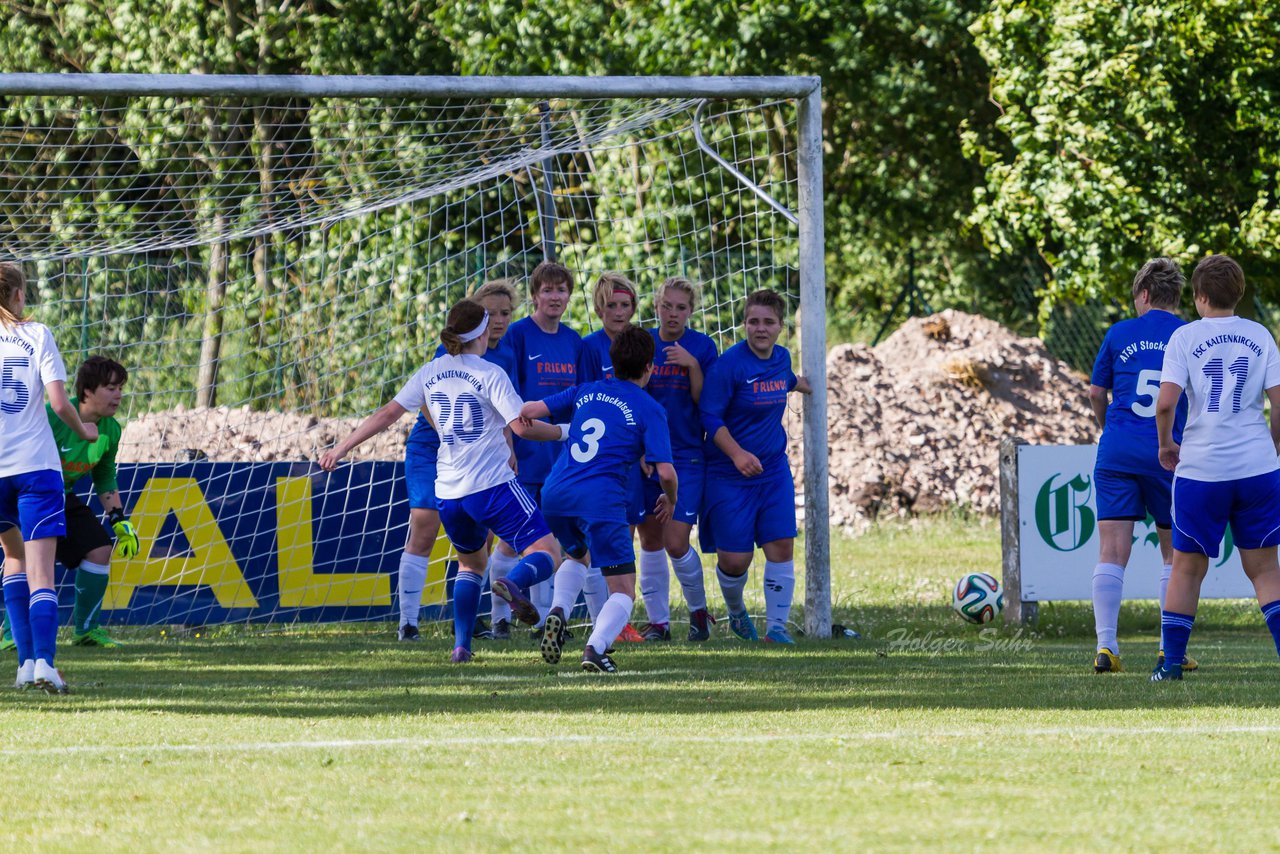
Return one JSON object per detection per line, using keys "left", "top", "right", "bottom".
{"left": 457, "top": 311, "right": 490, "bottom": 343}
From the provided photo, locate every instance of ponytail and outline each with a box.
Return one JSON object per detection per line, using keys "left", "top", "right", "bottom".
{"left": 440, "top": 299, "right": 488, "bottom": 356}
{"left": 0, "top": 262, "right": 27, "bottom": 328}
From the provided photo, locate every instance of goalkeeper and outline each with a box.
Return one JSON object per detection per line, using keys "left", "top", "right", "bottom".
{"left": 0, "top": 356, "right": 138, "bottom": 650}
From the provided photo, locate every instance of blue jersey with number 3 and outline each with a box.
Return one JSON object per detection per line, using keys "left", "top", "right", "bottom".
{"left": 1092, "top": 309, "right": 1188, "bottom": 475}
{"left": 541, "top": 379, "right": 673, "bottom": 521}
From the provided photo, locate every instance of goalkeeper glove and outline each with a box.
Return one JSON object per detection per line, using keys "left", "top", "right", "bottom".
{"left": 108, "top": 508, "right": 140, "bottom": 559}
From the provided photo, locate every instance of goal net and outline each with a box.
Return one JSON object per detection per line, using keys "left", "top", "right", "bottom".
{"left": 0, "top": 76, "right": 826, "bottom": 631}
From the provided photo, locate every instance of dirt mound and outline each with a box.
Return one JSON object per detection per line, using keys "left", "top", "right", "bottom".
{"left": 788, "top": 309, "right": 1095, "bottom": 532}
{"left": 118, "top": 404, "right": 413, "bottom": 464}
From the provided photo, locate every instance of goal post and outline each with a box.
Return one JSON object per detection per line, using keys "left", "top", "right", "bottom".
{"left": 0, "top": 74, "right": 830, "bottom": 636}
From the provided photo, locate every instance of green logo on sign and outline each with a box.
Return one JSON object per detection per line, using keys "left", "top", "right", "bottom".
{"left": 1035, "top": 473, "right": 1095, "bottom": 552}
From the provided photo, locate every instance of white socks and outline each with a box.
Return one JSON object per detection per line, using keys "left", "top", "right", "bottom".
{"left": 1159, "top": 563, "right": 1172, "bottom": 612}
{"left": 671, "top": 548, "right": 706, "bottom": 612}
{"left": 531, "top": 576, "right": 553, "bottom": 625}
{"left": 583, "top": 565, "right": 608, "bottom": 621}
{"left": 588, "top": 592, "right": 634, "bottom": 654}
{"left": 487, "top": 549, "right": 519, "bottom": 624}
{"left": 717, "top": 565, "right": 748, "bottom": 615}
{"left": 763, "top": 560, "right": 795, "bottom": 631}
{"left": 1092, "top": 562, "right": 1125, "bottom": 653}
{"left": 639, "top": 548, "right": 671, "bottom": 625}
{"left": 398, "top": 552, "right": 429, "bottom": 627}
{"left": 551, "top": 559, "right": 588, "bottom": 615}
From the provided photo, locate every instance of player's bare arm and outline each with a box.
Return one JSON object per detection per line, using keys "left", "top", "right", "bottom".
{"left": 1088, "top": 383, "right": 1109, "bottom": 429}
{"left": 46, "top": 379, "right": 97, "bottom": 443}
{"left": 319, "top": 400, "right": 408, "bottom": 471}
{"left": 1268, "top": 385, "right": 1280, "bottom": 455}
{"left": 1155, "top": 380, "right": 1182, "bottom": 471}
{"left": 712, "top": 425, "right": 763, "bottom": 477}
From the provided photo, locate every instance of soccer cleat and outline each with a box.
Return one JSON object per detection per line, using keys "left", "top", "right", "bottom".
{"left": 581, "top": 646, "right": 618, "bottom": 674}
{"left": 450, "top": 646, "right": 473, "bottom": 664}
{"left": 491, "top": 618, "right": 512, "bottom": 640}
{"left": 398, "top": 624, "right": 422, "bottom": 642}
{"left": 33, "top": 660, "right": 69, "bottom": 694}
{"left": 1158, "top": 649, "right": 1199, "bottom": 671}
{"left": 727, "top": 610, "right": 758, "bottom": 641}
{"left": 764, "top": 625, "right": 795, "bottom": 644}
{"left": 540, "top": 607, "right": 568, "bottom": 665}
{"left": 472, "top": 618, "right": 494, "bottom": 641}
{"left": 687, "top": 608, "right": 715, "bottom": 642}
{"left": 71, "top": 626, "right": 123, "bottom": 648}
{"left": 1093, "top": 648, "right": 1123, "bottom": 673}
{"left": 640, "top": 622, "right": 671, "bottom": 642}
{"left": 617, "top": 623, "right": 645, "bottom": 643}
{"left": 490, "top": 578, "right": 540, "bottom": 626}
{"left": 14, "top": 659, "right": 34, "bottom": 690}
{"left": 1150, "top": 661, "right": 1183, "bottom": 682}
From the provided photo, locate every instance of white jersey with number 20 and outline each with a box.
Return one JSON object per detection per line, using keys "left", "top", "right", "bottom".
{"left": 1161, "top": 315, "right": 1280, "bottom": 482}
{"left": 0, "top": 321, "right": 66, "bottom": 479}
{"left": 393, "top": 352, "right": 525, "bottom": 500}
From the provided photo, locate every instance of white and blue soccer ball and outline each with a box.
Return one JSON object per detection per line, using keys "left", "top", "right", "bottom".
{"left": 951, "top": 572, "right": 1004, "bottom": 624}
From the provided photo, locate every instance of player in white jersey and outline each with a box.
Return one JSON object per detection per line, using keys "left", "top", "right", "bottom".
{"left": 1152, "top": 255, "right": 1280, "bottom": 681}
{"left": 320, "top": 299, "right": 566, "bottom": 663}
{"left": 0, "top": 262, "right": 97, "bottom": 693}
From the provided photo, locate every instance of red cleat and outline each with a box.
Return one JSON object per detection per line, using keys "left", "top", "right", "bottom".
{"left": 617, "top": 623, "right": 646, "bottom": 643}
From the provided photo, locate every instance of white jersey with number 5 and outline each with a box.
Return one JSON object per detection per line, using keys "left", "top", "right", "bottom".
{"left": 1161, "top": 315, "right": 1280, "bottom": 482}
{"left": 0, "top": 321, "right": 66, "bottom": 479}
{"left": 393, "top": 353, "right": 525, "bottom": 500}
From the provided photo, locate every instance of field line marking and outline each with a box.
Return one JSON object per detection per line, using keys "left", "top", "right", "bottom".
{"left": 8, "top": 724, "right": 1280, "bottom": 756}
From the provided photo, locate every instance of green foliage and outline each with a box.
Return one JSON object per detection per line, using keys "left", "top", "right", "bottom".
{"left": 968, "top": 1, "right": 1280, "bottom": 309}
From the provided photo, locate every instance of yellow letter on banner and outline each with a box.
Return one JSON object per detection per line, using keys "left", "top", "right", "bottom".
{"left": 104, "top": 478, "right": 257, "bottom": 609}
{"left": 276, "top": 476, "right": 391, "bottom": 607}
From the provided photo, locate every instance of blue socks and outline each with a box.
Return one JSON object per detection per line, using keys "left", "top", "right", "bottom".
{"left": 3, "top": 573, "right": 33, "bottom": 663}
{"left": 505, "top": 551, "right": 555, "bottom": 593}
{"left": 1262, "top": 600, "right": 1280, "bottom": 659}
{"left": 29, "top": 588, "right": 58, "bottom": 665}
{"left": 452, "top": 571, "right": 483, "bottom": 651}
{"left": 1160, "top": 609, "right": 1196, "bottom": 668}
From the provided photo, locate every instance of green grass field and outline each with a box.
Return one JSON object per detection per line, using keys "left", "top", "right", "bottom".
{"left": 4, "top": 514, "right": 1280, "bottom": 851}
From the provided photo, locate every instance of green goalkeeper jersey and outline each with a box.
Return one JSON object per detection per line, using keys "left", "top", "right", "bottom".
{"left": 45, "top": 398, "right": 123, "bottom": 495}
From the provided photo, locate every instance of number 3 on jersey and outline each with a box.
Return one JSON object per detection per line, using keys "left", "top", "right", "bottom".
{"left": 571, "top": 417, "right": 605, "bottom": 462}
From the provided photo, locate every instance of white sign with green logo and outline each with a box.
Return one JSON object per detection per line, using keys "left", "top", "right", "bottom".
{"left": 1018, "top": 444, "right": 1253, "bottom": 601}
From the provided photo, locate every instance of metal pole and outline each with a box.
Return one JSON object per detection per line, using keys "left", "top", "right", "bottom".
{"left": 0, "top": 73, "right": 820, "bottom": 101}
{"left": 999, "top": 435, "right": 1037, "bottom": 624}
{"left": 797, "top": 85, "right": 831, "bottom": 639}
{"left": 537, "top": 102, "right": 558, "bottom": 263}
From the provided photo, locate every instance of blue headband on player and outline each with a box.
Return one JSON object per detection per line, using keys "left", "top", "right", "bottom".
{"left": 457, "top": 311, "right": 489, "bottom": 343}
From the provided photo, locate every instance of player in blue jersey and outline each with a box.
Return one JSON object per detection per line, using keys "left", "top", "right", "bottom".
{"left": 1151, "top": 255, "right": 1280, "bottom": 681}
{"left": 637, "top": 276, "right": 719, "bottom": 641}
{"left": 321, "top": 299, "right": 567, "bottom": 663}
{"left": 0, "top": 262, "right": 98, "bottom": 693}
{"left": 520, "top": 325, "right": 678, "bottom": 673}
{"left": 699, "top": 289, "right": 811, "bottom": 644}
{"left": 503, "top": 261, "right": 582, "bottom": 627}
{"left": 330, "top": 278, "right": 517, "bottom": 642}
{"left": 1087, "top": 258, "right": 1190, "bottom": 673}
{"left": 577, "top": 272, "right": 648, "bottom": 643}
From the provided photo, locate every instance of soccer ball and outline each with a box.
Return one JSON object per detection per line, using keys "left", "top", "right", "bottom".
{"left": 951, "top": 572, "right": 1004, "bottom": 624}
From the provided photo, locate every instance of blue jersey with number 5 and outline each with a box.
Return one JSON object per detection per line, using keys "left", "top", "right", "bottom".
{"left": 541, "top": 379, "right": 673, "bottom": 522}
{"left": 1092, "top": 309, "right": 1187, "bottom": 475}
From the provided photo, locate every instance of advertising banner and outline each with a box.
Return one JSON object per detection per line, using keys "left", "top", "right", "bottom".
{"left": 1017, "top": 444, "right": 1254, "bottom": 601}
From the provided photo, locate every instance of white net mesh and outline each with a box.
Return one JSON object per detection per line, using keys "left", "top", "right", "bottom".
{"left": 0, "top": 90, "right": 802, "bottom": 625}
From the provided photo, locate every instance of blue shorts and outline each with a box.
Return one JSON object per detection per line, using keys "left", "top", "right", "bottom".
{"left": 643, "top": 459, "right": 705, "bottom": 525}
{"left": 404, "top": 443, "right": 438, "bottom": 511}
{"left": 437, "top": 480, "right": 550, "bottom": 555}
{"left": 546, "top": 514, "right": 635, "bottom": 572}
{"left": 0, "top": 469, "right": 67, "bottom": 541}
{"left": 1172, "top": 470, "right": 1280, "bottom": 558}
{"left": 1094, "top": 467, "right": 1173, "bottom": 528}
{"left": 516, "top": 479, "right": 543, "bottom": 506}
{"left": 700, "top": 467, "right": 797, "bottom": 554}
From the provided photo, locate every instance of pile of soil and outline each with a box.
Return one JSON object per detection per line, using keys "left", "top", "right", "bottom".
{"left": 786, "top": 309, "right": 1096, "bottom": 531}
